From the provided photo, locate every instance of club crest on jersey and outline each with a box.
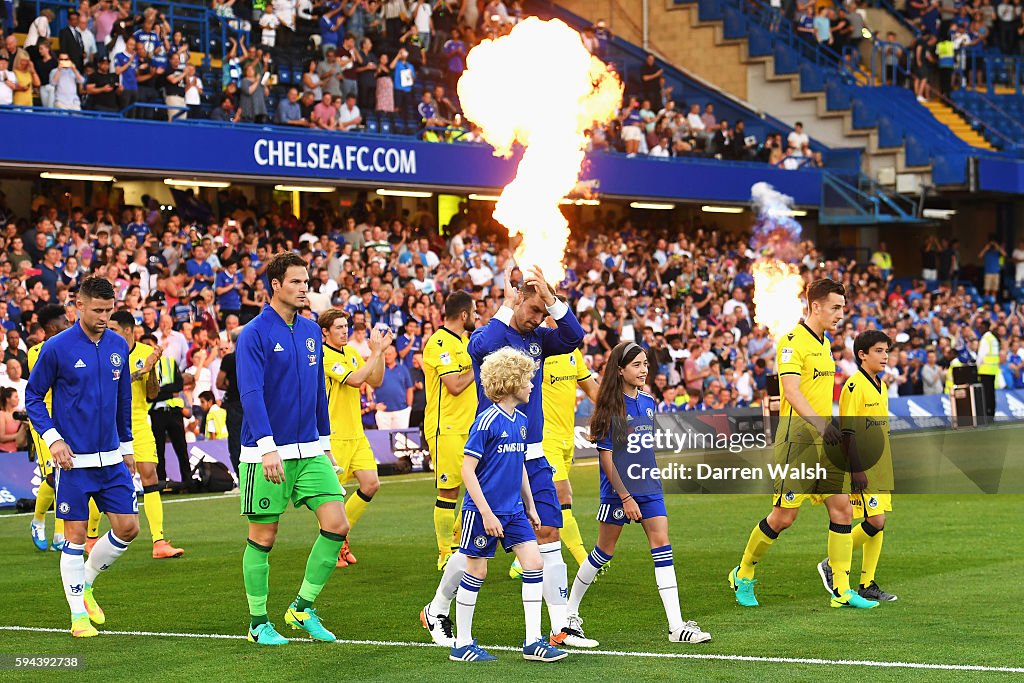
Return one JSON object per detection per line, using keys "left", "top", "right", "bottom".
{"left": 646, "top": 408, "right": 654, "bottom": 418}
{"left": 306, "top": 338, "right": 316, "bottom": 353}
{"left": 473, "top": 535, "right": 488, "bottom": 549}
{"left": 569, "top": 354, "right": 576, "bottom": 365}
{"left": 520, "top": 426, "right": 527, "bottom": 440}
{"left": 528, "top": 342, "right": 541, "bottom": 357}
{"left": 59, "top": 502, "right": 70, "bottom": 514}
{"left": 135, "top": 358, "right": 145, "bottom": 370}
{"left": 110, "top": 353, "right": 123, "bottom": 367}
{"left": 612, "top": 507, "right": 625, "bottom": 520}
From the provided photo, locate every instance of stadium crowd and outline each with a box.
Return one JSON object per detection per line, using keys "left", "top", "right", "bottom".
{"left": 0, "top": 187, "right": 1022, "bottom": 475}
{"left": 0, "top": 2, "right": 807, "bottom": 165}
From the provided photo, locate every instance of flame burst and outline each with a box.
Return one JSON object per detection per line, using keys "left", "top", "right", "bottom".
{"left": 458, "top": 18, "right": 622, "bottom": 281}
{"left": 752, "top": 260, "right": 804, "bottom": 340}
{"left": 750, "top": 182, "right": 805, "bottom": 340}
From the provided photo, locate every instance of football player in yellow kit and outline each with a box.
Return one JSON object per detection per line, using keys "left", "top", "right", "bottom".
{"left": 108, "top": 312, "right": 185, "bottom": 558}
{"left": 319, "top": 309, "right": 391, "bottom": 567}
{"left": 729, "top": 279, "right": 877, "bottom": 609}
{"left": 422, "top": 292, "right": 477, "bottom": 570}
{"left": 540, "top": 346, "right": 598, "bottom": 567}
{"left": 819, "top": 330, "right": 898, "bottom": 603}
{"left": 28, "top": 305, "right": 74, "bottom": 551}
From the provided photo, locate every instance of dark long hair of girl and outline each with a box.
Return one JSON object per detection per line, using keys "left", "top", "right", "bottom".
{"left": 589, "top": 341, "right": 645, "bottom": 446}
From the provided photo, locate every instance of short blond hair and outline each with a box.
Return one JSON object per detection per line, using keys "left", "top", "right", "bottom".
{"left": 480, "top": 347, "right": 536, "bottom": 403}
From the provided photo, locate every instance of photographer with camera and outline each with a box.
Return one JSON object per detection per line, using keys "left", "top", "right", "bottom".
{"left": 0, "top": 386, "right": 29, "bottom": 452}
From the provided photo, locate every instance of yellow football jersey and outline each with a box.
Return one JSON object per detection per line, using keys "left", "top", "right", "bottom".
{"left": 27, "top": 342, "right": 52, "bottom": 463}
{"left": 324, "top": 343, "right": 366, "bottom": 440}
{"left": 542, "top": 349, "right": 591, "bottom": 441}
{"left": 127, "top": 342, "right": 156, "bottom": 442}
{"left": 423, "top": 328, "right": 477, "bottom": 437}
{"left": 776, "top": 322, "right": 835, "bottom": 444}
{"left": 840, "top": 367, "right": 893, "bottom": 491}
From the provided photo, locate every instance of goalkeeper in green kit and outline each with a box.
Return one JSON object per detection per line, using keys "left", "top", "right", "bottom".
{"left": 235, "top": 253, "right": 349, "bottom": 645}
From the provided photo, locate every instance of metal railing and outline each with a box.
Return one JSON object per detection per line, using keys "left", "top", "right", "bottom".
{"left": 819, "top": 170, "right": 925, "bottom": 225}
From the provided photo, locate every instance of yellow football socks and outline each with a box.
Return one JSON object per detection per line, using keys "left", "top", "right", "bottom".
{"left": 827, "top": 522, "right": 854, "bottom": 594}
{"left": 86, "top": 499, "right": 102, "bottom": 539}
{"left": 345, "top": 489, "right": 373, "bottom": 531}
{"left": 142, "top": 485, "right": 165, "bottom": 542}
{"left": 853, "top": 520, "right": 884, "bottom": 586}
{"left": 738, "top": 517, "right": 779, "bottom": 580}
{"left": 560, "top": 504, "right": 588, "bottom": 566}
{"left": 433, "top": 496, "right": 457, "bottom": 557}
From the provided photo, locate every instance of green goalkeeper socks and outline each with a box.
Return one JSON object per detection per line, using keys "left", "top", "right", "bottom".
{"left": 297, "top": 530, "right": 347, "bottom": 606}
{"left": 243, "top": 539, "right": 272, "bottom": 627}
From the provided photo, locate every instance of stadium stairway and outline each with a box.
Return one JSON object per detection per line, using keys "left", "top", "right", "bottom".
{"left": 528, "top": 0, "right": 926, "bottom": 224}
{"left": 524, "top": 0, "right": 860, "bottom": 169}
{"left": 677, "top": 0, "right": 947, "bottom": 188}
{"left": 648, "top": 0, "right": 1024, "bottom": 189}
{"left": 919, "top": 100, "right": 997, "bottom": 151}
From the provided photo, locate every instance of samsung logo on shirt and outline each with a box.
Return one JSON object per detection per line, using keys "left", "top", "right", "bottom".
{"left": 496, "top": 443, "right": 526, "bottom": 454}
{"left": 253, "top": 139, "right": 417, "bottom": 174}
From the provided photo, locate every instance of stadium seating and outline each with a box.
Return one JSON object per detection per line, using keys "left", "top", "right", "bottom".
{"left": 524, "top": 0, "right": 858, "bottom": 170}
{"left": 672, "top": 0, "right": 1024, "bottom": 186}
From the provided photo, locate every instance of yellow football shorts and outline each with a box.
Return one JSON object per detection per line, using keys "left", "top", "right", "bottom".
{"left": 771, "top": 440, "right": 845, "bottom": 509}
{"left": 134, "top": 436, "right": 160, "bottom": 464}
{"left": 851, "top": 492, "right": 892, "bottom": 517}
{"left": 330, "top": 435, "right": 377, "bottom": 482}
{"left": 429, "top": 432, "right": 467, "bottom": 490}
{"left": 544, "top": 438, "right": 574, "bottom": 483}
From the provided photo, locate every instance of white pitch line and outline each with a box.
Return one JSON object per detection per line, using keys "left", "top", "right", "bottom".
{"left": 0, "top": 474, "right": 444, "bottom": 520}
{"left": 0, "top": 626, "right": 1021, "bottom": 673}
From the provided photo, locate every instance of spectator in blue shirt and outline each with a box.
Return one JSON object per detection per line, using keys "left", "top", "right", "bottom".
{"left": 374, "top": 345, "right": 413, "bottom": 428}
{"left": 417, "top": 90, "right": 441, "bottom": 128}
{"left": 979, "top": 239, "right": 1006, "bottom": 298}
{"left": 113, "top": 36, "right": 139, "bottom": 116}
{"left": 215, "top": 257, "right": 243, "bottom": 321}
{"left": 392, "top": 48, "right": 415, "bottom": 119}
{"left": 796, "top": 6, "right": 816, "bottom": 44}
{"left": 442, "top": 27, "right": 465, "bottom": 93}
{"left": 133, "top": 24, "right": 160, "bottom": 56}
{"left": 347, "top": 287, "right": 379, "bottom": 324}
{"left": 275, "top": 87, "right": 309, "bottom": 126}
{"left": 319, "top": 2, "right": 345, "bottom": 53}
{"left": 186, "top": 244, "right": 215, "bottom": 293}
{"left": 38, "top": 246, "right": 62, "bottom": 298}
{"left": 394, "top": 319, "right": 421, "bottom": 368}
{"left": 124, "top": 207, "right": 150, "bottom": 241}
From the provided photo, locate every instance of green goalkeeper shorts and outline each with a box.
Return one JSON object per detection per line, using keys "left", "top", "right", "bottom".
{"left": 240, "top": 455, "right": 344, "bottom": 522}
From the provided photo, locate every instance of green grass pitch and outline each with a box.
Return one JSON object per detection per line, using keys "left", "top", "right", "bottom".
{"left": 0, "top": 459, "right": 1022, "bottom": 681}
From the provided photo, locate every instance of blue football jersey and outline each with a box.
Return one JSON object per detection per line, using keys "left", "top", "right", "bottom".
{"left": 467, "top": 306, "right": 583, "bottom": 445}
{"left": 597, "top": 390, "right": 661, "bottom": 500}
{"left": 463, "top": 405, "right": 529, "bottom": 515}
